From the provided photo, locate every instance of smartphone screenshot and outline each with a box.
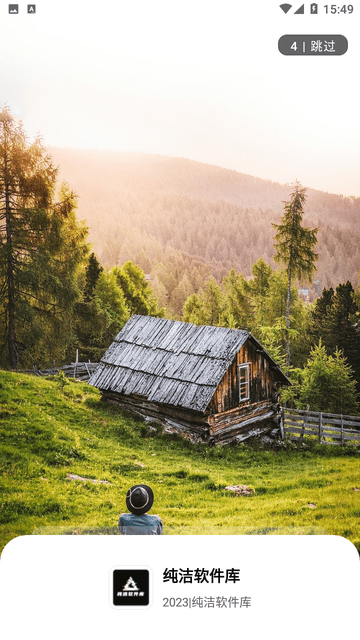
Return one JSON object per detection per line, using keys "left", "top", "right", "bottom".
{"left": 0, "top": 2, "right": 359, "bottom": 638}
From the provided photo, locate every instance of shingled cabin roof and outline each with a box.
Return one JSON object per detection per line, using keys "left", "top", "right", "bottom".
{"left": 89, "top": 314, "right": 289, "bottom": 413}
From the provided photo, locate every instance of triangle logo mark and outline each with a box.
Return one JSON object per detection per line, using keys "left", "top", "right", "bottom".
{"left": 123, "top": 576, "right": 139, "bottom": 591}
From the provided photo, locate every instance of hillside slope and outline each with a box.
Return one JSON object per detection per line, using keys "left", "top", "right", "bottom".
{"left": 1, "top": 371, "right": 360, "bottom": 552}
{"left": 48, "top": 148, "right": 360, "bottom": 288}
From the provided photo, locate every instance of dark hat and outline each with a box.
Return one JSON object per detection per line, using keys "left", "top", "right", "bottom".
{"left": 126, "top": 484, "right": 154, "bottom": 515}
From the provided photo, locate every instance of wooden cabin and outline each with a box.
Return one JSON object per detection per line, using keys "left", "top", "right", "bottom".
{"left": 89, "top": 315, "right": 290, "bottom": 444}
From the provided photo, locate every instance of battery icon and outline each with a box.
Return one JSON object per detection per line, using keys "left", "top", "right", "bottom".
{"left": 311, "top": 3, "right": 318, "bottom": 12}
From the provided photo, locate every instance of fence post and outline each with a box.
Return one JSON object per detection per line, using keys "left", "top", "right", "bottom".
{"left": 74, "top": 349, "right": 78, "bottom": 378}
{"left": 318, "top": 412, "right": 322, "bottom": 443}
{"left": 299, "top": 405, "right": 309, "bottom": 444}
{"left": 280, "top": 407, "right": 284, "bottom": 440}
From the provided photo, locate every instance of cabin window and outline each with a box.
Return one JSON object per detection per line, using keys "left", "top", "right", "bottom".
{"left": 238, "top": 364, "right": 250, "bottom": 401}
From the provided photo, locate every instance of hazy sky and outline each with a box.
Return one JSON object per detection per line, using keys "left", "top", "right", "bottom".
{"left": 1, "top": 0, "right": 359, "bottom": 196}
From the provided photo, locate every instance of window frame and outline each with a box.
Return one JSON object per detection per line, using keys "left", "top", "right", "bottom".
{"left": 238, "top": 363, "right": 251, "bottom": 402}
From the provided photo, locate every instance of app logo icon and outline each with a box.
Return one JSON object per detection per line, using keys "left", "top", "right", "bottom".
{"left": 113, "top": 569, "right": 150, "bottom": 607}
{"left": 9, "top": 4, "right": 19, "bottom": 13}
{"left": 28, "top": 4, "right": 36, "bottom": 12}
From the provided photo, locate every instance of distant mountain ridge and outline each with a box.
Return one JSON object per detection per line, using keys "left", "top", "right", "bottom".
{"left": 47, "top": 147, "right": 360, "bottom": 290}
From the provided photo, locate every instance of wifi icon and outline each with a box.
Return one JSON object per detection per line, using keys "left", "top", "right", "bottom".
{"left": 280, "top": 3, "right": 292, "bottom": 12}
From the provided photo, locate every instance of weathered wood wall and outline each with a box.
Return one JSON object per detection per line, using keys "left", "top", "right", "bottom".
{"left": 103, "top": 385, "right": 280, "bottom": 446}
{"left": 208, "top": 339, "right": 279, "bottom": 414}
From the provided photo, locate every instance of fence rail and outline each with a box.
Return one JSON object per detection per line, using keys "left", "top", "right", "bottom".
{"left": 19, "top": 361, "right": 99, "bottom": 382}
{"left": 283, "top": 407, "right": 360, "bottom": 446}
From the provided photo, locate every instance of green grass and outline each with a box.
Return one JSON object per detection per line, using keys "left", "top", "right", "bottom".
{"left": 1, "top": 370, "right": 360, "bottom": 551}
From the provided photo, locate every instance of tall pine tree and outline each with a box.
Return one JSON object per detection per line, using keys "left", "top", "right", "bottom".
{"left": 272, "top": 181, "right": 318, "bottom": 371}
{"left": 0, "top": 108, "right": 88, "bottom": 368}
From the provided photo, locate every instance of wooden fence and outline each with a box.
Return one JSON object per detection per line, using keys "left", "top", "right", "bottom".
{"left": 283, "top": 407, "right": 360, "bottom": 446}
{"left": 19, "top": 360, "right": 99, "bottom": 381}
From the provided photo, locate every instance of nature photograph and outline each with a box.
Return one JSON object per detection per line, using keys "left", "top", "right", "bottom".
{"left": 1, "top": 1, "right": 360, "bottom": 552}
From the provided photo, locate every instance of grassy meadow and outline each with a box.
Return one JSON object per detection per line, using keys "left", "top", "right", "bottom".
{"left": 1, "top": 370, "right": 360, "bottom": 552}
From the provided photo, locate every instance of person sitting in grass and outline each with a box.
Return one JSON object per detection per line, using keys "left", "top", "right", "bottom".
{"left": 118, "top": 484, "right": 163, "bottom": 535}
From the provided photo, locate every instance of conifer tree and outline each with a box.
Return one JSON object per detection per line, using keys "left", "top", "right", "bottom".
{"left": 222, "top": 268, "right": 253, "bottom": 329}
{"left": 182, "top": 279, "right": 224, "bottom": 326}
{"left": 248, "top": 258, "right": 272, "bottom": 331}
{"left": 298, "top": 341, "right": 359, "bottom": 415}
{"left": 75, "top": 253, "right": 104, "bottom": 360}
{"left": 83, "top": 253, "right": 103, "bottom": 301}
{"left": 309, "top": 286, "right": 334, "bottom": 346}
{"left": 0, "top": 108, "right": 88, "bottom": 368}
{"left": 272, "top": 182, "right": 318, "bottom": 371}
{"left": 309, "top": 282, "right": 360, "bottom": 389}
{"left": 92, "top": 271, "right": 130, "bottom": 348}
{"left": 112, "top": 261, "right": 164, "bottom": 317}
{"left": 182, "top": 293, "right": 203, "bottom": 325}
{"left": 326, "top": 282, "right": 360, "bottom": 389}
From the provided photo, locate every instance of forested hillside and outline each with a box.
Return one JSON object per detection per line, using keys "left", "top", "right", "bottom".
{"left": 2, "top": 111, "right": 360, "bottom": 416}
{"left": 49, "top": 148, "right": 360, "bottom": 290}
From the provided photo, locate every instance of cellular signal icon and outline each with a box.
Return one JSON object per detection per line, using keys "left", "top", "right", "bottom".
{"left": 280, "top": 3, "right": 292, "bottom": 12}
